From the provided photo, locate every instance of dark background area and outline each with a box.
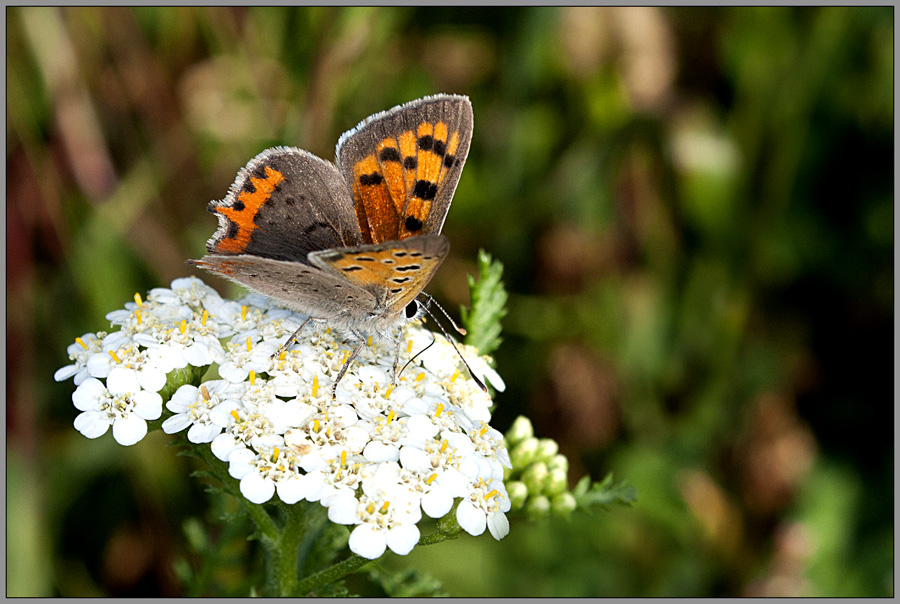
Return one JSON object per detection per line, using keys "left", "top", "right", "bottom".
{"left": 7, "top": 6, "right": 893, "bottom": 596}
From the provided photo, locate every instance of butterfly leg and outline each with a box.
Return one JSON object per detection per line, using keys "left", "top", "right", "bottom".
{"left": 272, "top": 316, "right": 314, "bottom": 360}
{"left": 331, "top": 337, "right": 366, "bottom": 398}
{"left": 390, "top": 331, "right": 404, "bottom": 386}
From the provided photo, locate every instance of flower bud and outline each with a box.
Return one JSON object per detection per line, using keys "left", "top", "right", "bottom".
{"left": 506, "top": 480, "right": 528, "bottom": 511}
{"left": 547, "top": 453, "right": 569, "bottom": 474}
{"left": 551, "top": 492, "right": 577, "bottom": 518}
{"left": 505, "top": 415, "right": 534, "bottom": 447}
{"left": 544, "top": 467, "right": 568, "bottom": 496}
{"left": 510, "top": 437, "right": 540, "bottom": 469}
{"left": 535, "top": 438, "right": 559, "bottom": 462}
{"left": 525, "top": 494, "right": 551, "bottom": 519}
{"left": 521, "top": 462, "right": 549, "bottom": 494}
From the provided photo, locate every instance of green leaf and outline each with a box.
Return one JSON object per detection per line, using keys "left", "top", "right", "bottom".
{"left": 572, "top": 473, "right": 637, "bottom": 514}
{"left": 366, "top": 565, "right": 449, "bottom": 598}
{"left": 461, "top": 249, "right": 508, "bottom": 356}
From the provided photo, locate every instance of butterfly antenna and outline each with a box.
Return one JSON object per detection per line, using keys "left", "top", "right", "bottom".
{"left": 421, "top": 292, "right": 467, "bottom": 336}
{"left": 418, "top": 297, "right": 487, "bottom": 392}
{"left": 400, "top": 330, "right": 436, "bottom": 378}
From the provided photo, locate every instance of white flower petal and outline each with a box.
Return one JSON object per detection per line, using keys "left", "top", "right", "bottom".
{"left": 211, "top": 433, "right": 241, "bottom": 461}
{"left": 363, "top": 441, "right": 399, "bottom": 463}
{"left": 398, "top": 446, "right": 429, "bottom": 472}
{"left": 421, "top": 487, "right": 453, "bottom": 519}
{"left": 162, "top": 414, "right": 192, "bottom": 434}
{"left": 107, "top": 367, "right": 141, "bottom": 395}
{"left": 276, "top": 475, "right": 308, "bottom": 504}
{"left": 487, "top": 511, "right": 510, "bottom": 540}
{"left": 386, "top": 524, "right": 420, "bottom": 556}
{"left": 187, "top": 423, "right": 221, "bottom": 443}
{"left": 86, "top": 354, "right": 112, "bottom": 378}
{"left": 407, "top": 414, "right": 437, "bottom": 433}
{"left": 74, "top": 411, "right": 110, "bottom": 439}
{"left": 303, "top": 471, "right": 326, "bottom": 502}
{"left": 72, "top": 378, "right": 106, "bottom": 411}
{"left": 481, "top": 365, "right": 505, "bottom": 392}
{"left": 240, "top": 472, "right": 275, "bottom": 504}
{"left": 357, "top": 365, "right": 387, "bottom": 385}
{"left": 137, "top": 367, "right": 167, "bottom": 393}
{"left": 331, "top": 405, "right": 359, "bottom": 427}
{"left": 436, "top": 468, "right": 470, "bottom": 498}
{"left": 280, "top": 400, "right": 316, "bottom": 427}
{"left": 218, "top": 362, "right": 248, "bottom": 383}
{"left": 343, "top": 426, "right": 371, "bottom": 453}
{"left": 183, "top": 342, "right": 212, "bottom": 367}
{"left": 388, "top": 386, "right": 417, "bottom": 404}
{"left": 456, "top": 500, "right": 486, "bottom": 536}
{"left": 348, "top": 524, "right": 387, "bottom": 560}
{"left": 54, "top": 365, "right": 78, "bottom": 382}
{"left": 326, "top": 493, "right": 360, "bottom": 525}
{"left": 209, "top": 400, "right": 241, "bottom": 428}
{"left": 133, "top": 391, "right": 163, "bottom": 420}
{"left": 112, "top": 415, "right": 148, "bottom": 446}
{"left": 166, "top": 385, "right": 197, "bottom": 413}
{"left": 228, "top": 448, "right": 257, "bottom": 479}
{"left": 72, "top": 368, "right": 90, "bottom": 386}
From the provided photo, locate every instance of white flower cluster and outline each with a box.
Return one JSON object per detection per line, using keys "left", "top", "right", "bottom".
{"left": 57, "top": 277, "right": 511, "bottom": 559}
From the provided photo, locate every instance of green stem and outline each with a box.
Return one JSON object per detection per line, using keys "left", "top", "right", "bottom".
{"left": 186, "top": 439, "right": 463, "bottom": 596}
{"left": 294, "top": 552, "right": 372, "bottom": 596}
{"left": 417, "top": 529, "right": 460, "bottom": 547}
{"left": 191, "top": 443, "right": 280, "bottom": 545}
{"left": 270, "top": 502, "right": 309, "bottom": 596}
{"left": 291, "top": 522, "right": 461, "bottom": 595}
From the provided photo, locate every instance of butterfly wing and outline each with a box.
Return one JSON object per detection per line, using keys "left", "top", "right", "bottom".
{"left": 205, "top": 147, "right": 364, "bottom": 263}
{"left": 308, "top": 234, "right": 450, "bottom": 318}
{"left": 188, "top": 255, "right": 377, "bottom": 323}
{"left": 335, "top": 95, "right": 473, "bottom": 244}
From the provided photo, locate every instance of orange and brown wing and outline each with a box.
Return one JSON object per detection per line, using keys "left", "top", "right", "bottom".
{"left": 205, "top": 147, "right": 363, "bottom": 263}
{"left": 187, "top": 254, "right": 377, "bottom": 321}
{"left": 308, "top": 234, "right": 450, "bottom": 316}
{"left": 335, "top": 95, "right": 473, "bottom": 244}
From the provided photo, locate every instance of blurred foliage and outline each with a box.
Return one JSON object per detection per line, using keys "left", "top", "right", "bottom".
{"left": 7, "top": 6, "right": 892, "bottom": 597}
{"left": 462, "top": 249, "right": 508, "bottom": 357}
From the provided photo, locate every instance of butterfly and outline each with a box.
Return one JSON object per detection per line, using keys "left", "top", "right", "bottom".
{"left": 189, "top": 95, "right": 474, "bottom": 396}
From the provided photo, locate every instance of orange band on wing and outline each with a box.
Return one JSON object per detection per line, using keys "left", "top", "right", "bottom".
{"left": 213, "top": 166, "right": 285, "bottom": 253}
{"left": 353, "top": 155, "right": 400, "bottom": 244}
{"left": 351, "top": 120, "right": 464, "bottom": 242}
{"left": 376, "top": 138, "right": 406, "bottom": 215}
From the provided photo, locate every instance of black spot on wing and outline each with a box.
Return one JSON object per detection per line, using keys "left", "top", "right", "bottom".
{"left": 379, "top": 147, "right": 401, "bottom": 162}
{"left": 404, "top": 216, "right": 424, "bottom": 232}
{"left": 359, "top": 173, "right": 384, "bottom": 186}
{"left": 250, "top": 164, "right": 268, "bottom": 180}
{"left": 413, "top": 180, "right": 437, "bottom": 201}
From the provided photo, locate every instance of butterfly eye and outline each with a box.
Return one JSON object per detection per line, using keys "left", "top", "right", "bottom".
{"left": 405, "top": 300, "right": 423, "bottom": 321}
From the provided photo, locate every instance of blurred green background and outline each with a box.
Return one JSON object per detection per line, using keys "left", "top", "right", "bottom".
{"left": 7, "top": 6, "right": 893, "bottom": 597}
